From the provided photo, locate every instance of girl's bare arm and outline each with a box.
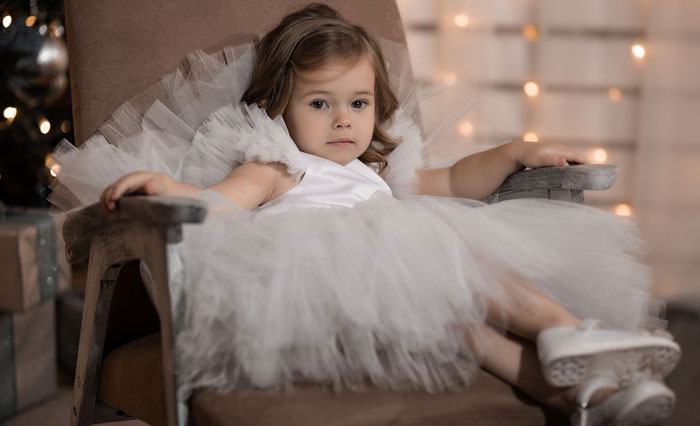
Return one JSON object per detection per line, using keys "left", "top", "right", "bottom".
{"left": 100, "top": 162, "right": 298, "bottom": 212}
{"left": 416, "top": 141, "right": 588, "bottom": 200}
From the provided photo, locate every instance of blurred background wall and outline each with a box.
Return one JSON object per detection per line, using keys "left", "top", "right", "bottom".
{"left": 396, "top": 0, "right": 700, "bottom": 301}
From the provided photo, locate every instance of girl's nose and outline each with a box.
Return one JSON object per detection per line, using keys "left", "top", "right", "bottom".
{"left": 334, "top": 112, "right": 351, "bottom": 129}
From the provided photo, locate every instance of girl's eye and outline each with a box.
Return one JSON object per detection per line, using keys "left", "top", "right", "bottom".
{"left": 352, "top": 100, "right": 368, "bottom": 109}
{"left": 310, "top": 100, "right": 328, "bottom": 110}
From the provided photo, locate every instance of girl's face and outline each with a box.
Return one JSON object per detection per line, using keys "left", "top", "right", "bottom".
{"left": 283, "top": 57, "right": 376, "bottom": 165}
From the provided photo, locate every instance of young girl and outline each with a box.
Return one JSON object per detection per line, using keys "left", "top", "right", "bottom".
{"left": 51, "top": 4, "right": 680, "bottom": 426}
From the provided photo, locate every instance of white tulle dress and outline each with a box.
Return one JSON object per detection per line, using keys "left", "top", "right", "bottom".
{"left": 50, "top": 42, "right": 658, "bottom": 399}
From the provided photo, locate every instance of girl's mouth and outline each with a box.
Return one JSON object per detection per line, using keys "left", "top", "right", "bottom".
{"left": 328, "top": 139, "right": 354, "bottom": 146}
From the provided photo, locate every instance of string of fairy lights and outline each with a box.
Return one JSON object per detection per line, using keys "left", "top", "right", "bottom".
{"left": 406, "top": 4, "right": 647, "bottom": 217}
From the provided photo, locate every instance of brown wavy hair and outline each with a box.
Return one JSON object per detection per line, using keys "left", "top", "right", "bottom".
{"left": 241, "top": 3, "right": 400, "bottom": 174}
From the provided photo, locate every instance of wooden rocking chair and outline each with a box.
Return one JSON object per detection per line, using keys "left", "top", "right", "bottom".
{"left": 62, "top": 0, "right": 616, "bottom": 425}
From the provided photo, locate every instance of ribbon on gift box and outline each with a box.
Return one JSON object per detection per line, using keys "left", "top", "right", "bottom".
{"left": 0, "top": 301, "right": 57, "bottom": 421}
{"left": 0, "top": 209, "right": 60, "bottom": 308}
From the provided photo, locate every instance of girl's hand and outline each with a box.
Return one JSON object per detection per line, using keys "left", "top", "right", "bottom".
{"left": 513, "top": 141, "right": 589, "bottom": 169}
{"left": 100, "top": 171, "right": 174, "bottom": 212}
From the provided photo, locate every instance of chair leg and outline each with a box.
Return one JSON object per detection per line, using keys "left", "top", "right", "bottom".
{"left": 71, "top": 236, "right": 122, "bottom": 426}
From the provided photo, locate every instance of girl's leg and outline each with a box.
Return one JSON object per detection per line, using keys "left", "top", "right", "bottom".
{"left": 467, "top": 324, "right": 616, "bottom": 413}
{"left": 486, "top": 283, "right": 580, "bottom": 341}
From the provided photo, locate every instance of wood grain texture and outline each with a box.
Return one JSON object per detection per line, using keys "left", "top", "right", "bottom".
{"left": 70, "top": 220, "right": 180, "bottom": 425}
{"left": 63, "top": 196, "right": 207, "bottom": 264}
{"left": 482, "top": 164, "right": 616, "bottom": 204}
{"left": 71, "top": 241, "right": 121, "bottom": 426}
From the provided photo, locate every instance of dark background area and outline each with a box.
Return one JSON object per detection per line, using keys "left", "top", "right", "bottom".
{"left": 0, "top": 0, "right": 73, "bottom": 207}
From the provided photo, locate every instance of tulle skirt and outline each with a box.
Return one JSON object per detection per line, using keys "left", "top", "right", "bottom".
{"left": 48, "top": 41, "right": 657, "bottom": 393}
{"left": 170, "top": 189, "right": 654, "bottom": 392}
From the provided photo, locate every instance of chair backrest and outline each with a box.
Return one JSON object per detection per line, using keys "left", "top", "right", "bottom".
{"left": 64, "top": 0, "right": 407, "bottom": 145}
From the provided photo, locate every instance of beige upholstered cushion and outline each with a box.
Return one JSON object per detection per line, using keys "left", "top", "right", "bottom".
{"left": 98, "top": 333, "right": 168, "bottom": 426}
{"left": 98, "top": 333, "right": 549, "bottom": 426}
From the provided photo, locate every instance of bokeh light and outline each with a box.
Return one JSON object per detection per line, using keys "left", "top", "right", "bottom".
{"left": 523, "top": 25, "right": 538, "bottom": 41}
{"left": 459, "top": 121, "right": 474, "bottom": 136}
{"left": 524, "top": 81, "right": 539, "bottom": 97}
{"left": 608, "top": 88, "right": 622, "bottom": 101}
{"left": 632, "top": 44, "right": 646, "bottom": 59}
{"left": 61, "top": 120, "right": 72, "bottom": 133}
{"left": 39, "top": 118, "right": 51, "bottom": 134}
{"left": 593, "top": 148, "right": 608, "bottom": 163}
{"left": 523, "top": 132, "right": 539, "bottom": 142}
{"left": 615, "top": 203, "right": 632, "bottom": 216}
{"left": 3, "top": 107, "right": 18, "bottom": 120}
{"left": 454, "top": 14, "right": 469, "bottom": 28}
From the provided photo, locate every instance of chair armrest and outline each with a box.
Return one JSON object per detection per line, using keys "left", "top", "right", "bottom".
{"left": 68, "top": 195, "right": 205, "bottom": 426}
{"left": 482, "top": 164, "right": 617, "bottom": 204}
{"left": 63, "top": 195, "right": 207, "bottom": 263}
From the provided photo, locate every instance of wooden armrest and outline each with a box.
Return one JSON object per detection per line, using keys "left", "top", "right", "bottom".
{"left": 63, "top": 195, "right": 207, "bottom": 263}
{"left": 68, "top": 195, "right": 203, "bottom": 426}
{"left": 483, "top": 164, "right": 617, "bottom": 204}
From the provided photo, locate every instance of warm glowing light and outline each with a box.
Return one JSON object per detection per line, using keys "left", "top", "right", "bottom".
{"left": 39, "top": 119, "right": 51, "bottom": 134}
{"left": 631, "top": 44, "right": 646, "bottom": 59}
{"left": 615, "top": 203, "right": 632, "bottom": 216}
{"left": 45, "top": 154, "right": 62, "bottom": 177}
{"left": 3, "top": 107, "right": 18, "bottom": 120}
{"left": 48, "top": 22, "right": 65, "bottom": 37}
{"left": 2, "top": 15, "right": 11, "bottom": 28}
{"left": 25, "top": 16, "right": 36, "bottom": 27}
{"left": 454, "top": 14, "right": 469, "bottom": 28}
{"left": 524, "top": 81, "right": 539, "bottom": 97}
{"left": 61, "top": 120, "right": 72, "bottom": 133}
{"left": 523, "top": 132, "right": 539, "bottom": 142}
{"left": 458, "top": 121, "right": 474, "bottom": 136}
{"left": 523, "top": 25, "right": 538, "bottom": 41}
{"left": 608, "top": 88, "right": 622, "bottom": 101}
{"left": 593, "top": 149, "right": 608, "bottom": 163}
{"left": 50, "top": 164, "right": 61, "bottom": 176}
{"left": 442, "top": 72, "right": 458, "bottom": 85}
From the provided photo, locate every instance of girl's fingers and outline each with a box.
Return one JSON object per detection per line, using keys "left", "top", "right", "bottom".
{"left": 101, "top": 186, "right": 115, "bottom": 212}
{"left": 100, "top": 173, "right": 165, "bottom": 212}
{"left": 567, "top": 150, "right": 588, "bottom": 165}
{"left": 101, "top": 174, "right": 146, "bottom": 212}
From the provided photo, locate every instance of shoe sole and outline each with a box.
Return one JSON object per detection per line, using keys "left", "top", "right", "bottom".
{"left": 544, "top": 345, "right": 681, "bottom": 387}
{"left": 614, "top": 393, "right": 675, "bottom": 426}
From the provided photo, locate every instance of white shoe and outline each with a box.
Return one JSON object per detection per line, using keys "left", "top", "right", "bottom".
{"left": 538, "top": 319, "right": 681, "bottom": 387}
{"left": 571, "top": 378, "right": 675, "bottom": 426}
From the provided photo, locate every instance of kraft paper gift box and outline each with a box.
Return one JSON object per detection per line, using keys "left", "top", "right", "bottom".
{"left": 0, "top": 300, "right": 57, "bottom": 421}
{"left": 0, "top": 209, "right": 71, "bottom": 312}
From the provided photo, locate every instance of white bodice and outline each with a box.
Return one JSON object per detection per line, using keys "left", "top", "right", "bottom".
{"left": 255, "top": 152, "right": 392, "bottom": 217}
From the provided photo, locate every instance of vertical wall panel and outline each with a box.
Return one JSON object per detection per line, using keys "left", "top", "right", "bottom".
{"left": 539, "top": 37, "right": 643, "bottom": 87}
{"left": 534, "top": 93, "right": 637, "bottom": 143}
{"left": 540, "top": 0, "right": 648, "bottom": 30}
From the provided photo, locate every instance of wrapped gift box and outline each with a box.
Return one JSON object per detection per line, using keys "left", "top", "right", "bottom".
{"left": 0, "top": 300, "right": 57, "bottom": 421}
{"left": 0, "top": 209, "right": 71, "bottom": 312}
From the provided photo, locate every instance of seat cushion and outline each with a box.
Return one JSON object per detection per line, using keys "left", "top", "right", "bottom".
{"left": 98, "top": 333, "right": 550, "bottom": 426}
{"left": 190, "top": 373, "right": 547, "bottom": 426}
{"left": 98, "top": 332, "right": 168, "bottom": 426}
